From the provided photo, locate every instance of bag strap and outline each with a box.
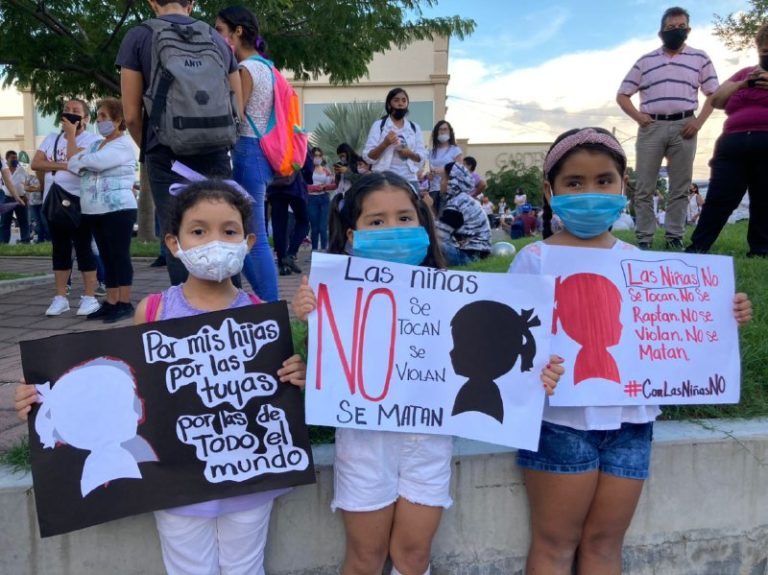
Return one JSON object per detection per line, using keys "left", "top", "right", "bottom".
{"left": 244, "top": 55, "right": 277, "bottom": 139}
{"left": 248, "top": 293, "right": 261, "bottom": 305}
{"left": 50, "top": 132, "right": 64, "bottom": 175}
{"left": 145, "top": 292, "right": 163, "bottom": 323}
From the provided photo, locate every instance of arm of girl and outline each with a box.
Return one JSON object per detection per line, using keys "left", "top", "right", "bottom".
{"left": 277, "top": 355, "right": 307, "bottom": 389}
{"left": 14, "top": 381, "right": 38, "bottom": 422}
{"left": 291, "top": 276, "right": 317, "bottom": 321}
{"left": 734, "top": 293, "right": 752, "bottom": 326}
{"left": 541, "top": 355, "right": 565, "bottom": 396}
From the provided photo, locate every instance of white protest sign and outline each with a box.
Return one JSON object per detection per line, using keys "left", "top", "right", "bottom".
{"left": 541, "top": 245, "right": 740, "bottom": 406}
{"left": 305, "top": 253, "right": 554, "bottom": 450}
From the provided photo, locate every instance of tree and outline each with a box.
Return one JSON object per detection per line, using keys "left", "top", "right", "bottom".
{"left": 309, "top": 102, "right": 383, "bottom": 158}
{"left": 713, "top": 0, "right": 768, "bottom": 50}
{"left": 0, "top": 0, "right": 474, "bottom": 238}
{"left": 484, "top": 161, "right": 544, "bottom": 208}
{"left": 0, "top": 0, "right": 475, "bottom": 115}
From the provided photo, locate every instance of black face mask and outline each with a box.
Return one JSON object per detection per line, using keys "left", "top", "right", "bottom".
{"left": 661, "top": 28, "right": 688, "bottom": 51}
{"left": 391, "top": 108, "right": 408, "bottom": 120}
{"left": 61, "top": 112, "right": 82, "bottom": 127}
{"left": 760, "top": 54, "right": 768, "bottom": 71}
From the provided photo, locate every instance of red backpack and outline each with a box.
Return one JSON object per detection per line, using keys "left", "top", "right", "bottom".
{"left": 245, "top": 55, "right": 308, "bottom": 178}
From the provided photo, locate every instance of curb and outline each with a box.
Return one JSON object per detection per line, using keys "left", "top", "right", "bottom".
{"left": 0, "top": 274, "right": 53, "bottom": 296}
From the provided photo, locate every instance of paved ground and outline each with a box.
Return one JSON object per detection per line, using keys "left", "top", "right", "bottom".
{"left": 0, "top": 248, "right": 312, "bottom": 451}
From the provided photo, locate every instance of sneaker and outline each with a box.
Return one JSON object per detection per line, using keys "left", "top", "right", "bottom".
{"left": 95, "top": 283, "right": 107, "bottom": 297}
{"left": 279, "top": 263, "right": 292, "bottom": 276}
{"left": 665, "top": 239, "right": 684, "bottom": 251}
{"left": 637, "top": 242, "right": 652, "bottom": 251}
{"left": 104, "top": 302, "right": 135, "bottom": 324}
{"left": 45, "top": 296, "right": 70, "bottom": 316}
{"left": 76, "top": 296, "right": 101, "bottom": 316}
{"left": 87, "top": 301, "right": 115, "bottom": 320}
{"left": 284, "top": 254, "right": 302, "bottom": 274}
{"left": 149, "top": 255, "right": 167, "bottom": 268}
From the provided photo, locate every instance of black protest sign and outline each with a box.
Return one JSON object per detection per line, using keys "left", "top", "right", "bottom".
{"left": 20, "top": 301, "right": 314, "bottom": 537}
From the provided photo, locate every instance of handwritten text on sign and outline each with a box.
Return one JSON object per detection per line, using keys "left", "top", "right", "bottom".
{"left": 542, "top": 246, "right": 739, "bottom": 406}
{"left": 305, "top": 253, "right": 554, "bottom": 450}
{"left": 142, "top": 317, "right": 309, "bottom": 481}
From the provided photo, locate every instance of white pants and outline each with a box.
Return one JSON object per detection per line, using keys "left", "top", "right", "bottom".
{"left": 154, "top": 502, "right": 273, "bottom": 575}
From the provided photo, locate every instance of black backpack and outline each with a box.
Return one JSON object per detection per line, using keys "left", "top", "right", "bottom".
{"left": 142, "top": 18, "right": 238, "bottom": 155}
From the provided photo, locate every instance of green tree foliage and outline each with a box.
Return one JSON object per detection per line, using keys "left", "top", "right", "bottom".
{"left": 484, "top": 161, "right": 544, "bottom": 208}
{"left": 0, "top": 0, "right": 474, "bottom": 116}
{"left": 309, "top": 101, "right": 383, "bottom": 158}
{"left": 714, "top": 0, "right": 768, "bottom": 50}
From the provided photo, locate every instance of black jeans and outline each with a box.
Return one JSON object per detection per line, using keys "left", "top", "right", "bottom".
{"left": 269, "top": 192, "right": 308, "bottom": 261}
{"left": 145, "top": 145, "right": 232, "bottom": 285}
{"left": 0, "top": 195, "right": 29, "bottom": 243}
{"left": 50, "top": 216, "right": 95, "bottom": 272}
{"left": 689, "top": 131, "right": 768, "bottom": 256}
{"left": 87, "top": 210, "right": 137, "bottom": 288}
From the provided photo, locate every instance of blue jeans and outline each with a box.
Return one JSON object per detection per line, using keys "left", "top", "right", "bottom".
{"left": 307, "top": 192, "right": 330, "bottom": 250}
{"left": 28, "top": 203, "right": 49, "bottom": 242}
{"left": 441, "top": 241, "right": 476, "bottom": 267}
{"left": 0, "top": 195, "right": 30, "bottom": 243}
{"left": 232, "top": 137, "right": 278, "bottom": 301}
{"left": 517, "top": 421, "right": 654, "bottom": 480}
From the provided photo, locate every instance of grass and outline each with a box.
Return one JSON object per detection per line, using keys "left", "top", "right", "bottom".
{"left": 0, "top": 437, "right": 30, "bottom": 472}
{"left": 0, "top": 272, "right": 45, "bottom": 281}
{"left": 463, "top": 221, "right": 768, "bottom": 421}
{"left": 0, "top": 240, "right": 161, "bottom": 258}
{"left": 1, "top": 222, "right": 762, "bottom": 470}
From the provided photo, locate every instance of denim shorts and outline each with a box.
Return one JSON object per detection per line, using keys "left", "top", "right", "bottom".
{"left": 517, "top": 421, "right": 654, "bottom": 480}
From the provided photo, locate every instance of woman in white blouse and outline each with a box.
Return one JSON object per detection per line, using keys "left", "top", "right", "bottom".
{"left": 68, "top": 98, "right": 137, "bottom": 323}
{"left": 363, "top": 87, "right": 427, "bottom": 189}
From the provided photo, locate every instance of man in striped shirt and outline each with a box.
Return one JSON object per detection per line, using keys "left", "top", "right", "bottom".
{"left": 617, "top": 6, "right": 718, "bottom": 250}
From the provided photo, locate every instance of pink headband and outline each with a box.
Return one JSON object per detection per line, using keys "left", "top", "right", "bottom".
{"left": 543, "top": 128, "right": 626, "bottom": 179}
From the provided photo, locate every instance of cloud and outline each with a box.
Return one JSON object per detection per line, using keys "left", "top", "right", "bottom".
{"left": 446, "top": 27, "right": 756, "bottom": 178}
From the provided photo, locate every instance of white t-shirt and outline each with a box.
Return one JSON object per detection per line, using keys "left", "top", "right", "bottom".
{"left": 428, "top": 144, "right": 463, "bottom": 191}
{"left": 38, "top": 130, "right": 101, "bottom": 198}
{"left": 508, "top": 239, "right": 661, "bottom": 431}
{"left": 2, "top": 165, "right": 28, "bottom": 198}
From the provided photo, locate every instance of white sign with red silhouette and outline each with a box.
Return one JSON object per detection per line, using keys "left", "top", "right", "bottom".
{"left": 304, "top": 253, "right": 554, "bottom": 450}
{"left": 541, "top": 245, "right": 740, "bottom": 406}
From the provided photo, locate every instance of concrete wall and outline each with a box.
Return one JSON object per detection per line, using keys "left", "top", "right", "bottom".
{"left": 2, "top": 419, "right": 767, "bottom": 575}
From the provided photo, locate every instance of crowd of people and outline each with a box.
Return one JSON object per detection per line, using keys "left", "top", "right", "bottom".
{"left": 4, "top": 2, "right": 764, "bottom": 574}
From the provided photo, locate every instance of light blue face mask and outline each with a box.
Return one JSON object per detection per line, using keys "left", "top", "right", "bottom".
{"left": 352, "top": 227, "right": 430, "bottom": 265}
{"left": 550, "top": 193, "right": 627, "bottom": 239}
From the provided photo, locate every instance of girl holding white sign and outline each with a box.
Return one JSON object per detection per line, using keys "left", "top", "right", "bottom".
{"left": 16, "top": 179, "right": 308, "bottom": 575}
{"left": 292, "top": 171, "right": 564, "bottom": 575}
{"left": 509, "top": 127, "right": 752, "bottom": 575}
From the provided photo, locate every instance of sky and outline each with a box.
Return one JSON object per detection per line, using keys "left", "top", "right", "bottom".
{"left": 420, "top": 0, "right": 757, "bottom": 178}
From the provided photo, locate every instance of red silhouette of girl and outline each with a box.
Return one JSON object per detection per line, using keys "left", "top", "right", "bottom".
{"left": 553, "top": 273, "right": 622, "bottom": 385}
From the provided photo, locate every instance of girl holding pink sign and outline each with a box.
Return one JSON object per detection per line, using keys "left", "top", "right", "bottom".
{"left": 508, "top": 127, "right": 752, "bottom": 575}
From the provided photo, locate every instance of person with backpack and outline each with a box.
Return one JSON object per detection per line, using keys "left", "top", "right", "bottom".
{"left": 117, "top": 0, "right": 242, "bottom": 286}
{"left": 363, "top": 87, "right": 427, "bottom": 190}
{"left": 214, "top": 5, "right": 279, "bottom": 302}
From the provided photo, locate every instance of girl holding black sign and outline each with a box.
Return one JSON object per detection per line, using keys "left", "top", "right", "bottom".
{"left": 508, "top": 127, "right": 753, "bottom": 575}
{"left": 292, "top": 171, "right": 564, "bottom": 575}
{"left": 16, "top": 179, "right": 307, "bottom": 575}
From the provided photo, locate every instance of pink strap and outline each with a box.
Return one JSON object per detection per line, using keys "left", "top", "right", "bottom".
{"left": 145, "top": 293, "right": 162, "bottom": 323}
{"left": 248, "top": 293, "right": 261, "bottom": 305}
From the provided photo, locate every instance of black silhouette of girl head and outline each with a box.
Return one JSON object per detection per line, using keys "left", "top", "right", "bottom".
{"left": 450, "top": 301, "right": 540, "bottom": 423}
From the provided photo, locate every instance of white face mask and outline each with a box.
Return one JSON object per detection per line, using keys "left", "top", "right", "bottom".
{"left": 175, "top": 240, "right": 248, "bottom": 282}
{"left": 437, "top": 133, "right": 450, "bottom": 143}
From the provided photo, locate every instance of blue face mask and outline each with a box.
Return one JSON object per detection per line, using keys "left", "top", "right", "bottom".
{"left": 550, "top": 193, "right": 627, "bottom": 239}
{"left": 352, "top": 227, "right": 430, "bottom": 265}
